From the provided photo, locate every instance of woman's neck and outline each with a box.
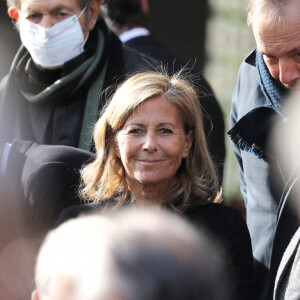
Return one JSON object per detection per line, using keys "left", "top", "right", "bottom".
{"left": 127, "top": 180, "right": 170, "bottom": 206}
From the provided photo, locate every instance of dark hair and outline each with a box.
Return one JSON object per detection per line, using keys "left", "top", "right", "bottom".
{"left": 101, "top": 0, "right": 149, "bottom": 33}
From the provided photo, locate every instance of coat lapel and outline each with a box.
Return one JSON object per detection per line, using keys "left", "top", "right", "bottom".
{"left": 268, "top": 171, "right": 300, "bottom": 299}
{"left": 273, "top": 227, "right": 300, "bottom": 299}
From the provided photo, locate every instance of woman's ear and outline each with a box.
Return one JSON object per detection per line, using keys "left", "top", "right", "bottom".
{"left": 182, "top": 130, "right": 194, "bottom": 158}
{"left": 8, "top": 8, "right": 19, "bottom": 20}
{"left": 115, "top": 138, "right": 120, "bottom": 158}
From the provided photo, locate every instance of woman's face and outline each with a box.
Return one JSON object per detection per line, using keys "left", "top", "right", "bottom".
{"left": 115, "top": 96, "right": 193, "bottom": 188}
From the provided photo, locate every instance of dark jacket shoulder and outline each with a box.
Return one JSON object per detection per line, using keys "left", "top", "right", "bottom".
{"left": 185, "top": 203, "right": 255, "bottom": 300}
{"left": 122, "top": 45, "right": 160, "bottom": 75}
{"left": 184, "top": 203, "right": 249, "bottom": 245}
{"left": 185, "top": 203, "right": 254, "bottom": 274}
{"left": 3, "top": 140, "right": 94, "bottom": 231}
{"left": 55, "top": 201, "right": 106, "bottom": 228}
{"left": 125, "top": 35, "right": 178, "bottom": 71}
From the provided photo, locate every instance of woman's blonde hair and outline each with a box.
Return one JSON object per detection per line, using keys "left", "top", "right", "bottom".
{"left": 81, "top": 71, "right": 221, "bottom": 210}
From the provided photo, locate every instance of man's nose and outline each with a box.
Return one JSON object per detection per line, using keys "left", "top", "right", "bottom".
{"left": 40, "top": 15, "right": 55, "bottom": 29}
{"left": 279, "top": 59, "right": 300, "bottom": 85}
{"left": 142, "top": 132, "right": 158, "bottom": 152}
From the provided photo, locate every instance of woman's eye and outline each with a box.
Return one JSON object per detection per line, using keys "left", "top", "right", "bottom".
{"left": 159, "top": 128, "right": 173, "bottom": 135}
{"left": 128, "top": 128, "right": 143, "bottom": 135}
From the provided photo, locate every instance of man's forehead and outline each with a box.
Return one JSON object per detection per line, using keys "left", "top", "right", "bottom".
{"left": 20, "top": 0, "right": 80, "bottom": 11}
{"left": 253, "top": 9, "right": 300, "bottom": 53}
{"left": 255, "top": 33, "right": 300, "bottom": 57}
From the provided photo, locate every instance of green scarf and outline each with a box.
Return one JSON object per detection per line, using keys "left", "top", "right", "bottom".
{"left": 20, "top": 27, "right": 107, "bottom": 105}
{"left": 16, "top": 26, "right": 109, "bottom": 150}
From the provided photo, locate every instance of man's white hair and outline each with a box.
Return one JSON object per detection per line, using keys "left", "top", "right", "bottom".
{"left": 34, "top": 208, "right": 230, "bottom": 300}
{"left": 247, "top": 0, "right": 289, "bottom": 27}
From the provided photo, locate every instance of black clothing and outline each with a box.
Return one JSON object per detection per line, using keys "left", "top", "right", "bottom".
{"left": 0, "top": 140, "right": 94, "bottom": 233}
{"left": 57, "top": 201, "right": 256, "bottom": 300}
{"left": 125, "top": 35, "right": 183, "bottom": 72}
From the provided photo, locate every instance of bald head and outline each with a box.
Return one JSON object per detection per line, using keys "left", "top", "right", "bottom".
{"left": 247, "top": 0, "right": 289, "bottom": 28}
{"left": 248, "top": 0, "right": 300, "bottom": 90}
{"left": 32, "top": 208, "right": 231, "bottom": 300}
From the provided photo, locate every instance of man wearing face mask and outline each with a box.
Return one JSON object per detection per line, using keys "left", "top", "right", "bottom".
{"left": 0, "top": 0, "right": 158, "bottom": 151}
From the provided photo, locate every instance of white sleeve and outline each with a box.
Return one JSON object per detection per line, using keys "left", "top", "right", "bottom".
{"left": 0, "top": 143, "right": 11, "bottom": 176}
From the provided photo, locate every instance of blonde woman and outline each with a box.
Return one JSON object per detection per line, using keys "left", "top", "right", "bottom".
{"left": 58, "top": 71, "right": 255, "bottom": 300}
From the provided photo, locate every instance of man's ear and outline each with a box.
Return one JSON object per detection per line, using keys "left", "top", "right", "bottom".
{"left": 88, "top": 0, "right": 102, "bottom": 31}
{"left": 31, "top": 290, "right": 40, "bottom": 300}
{"left": 140, "top": 0, "right": 149, "bottom": 14}
{"left": 8, "top": 8, "right": 19, "bottom": 20}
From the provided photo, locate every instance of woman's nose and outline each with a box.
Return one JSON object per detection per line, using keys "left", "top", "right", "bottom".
{"left": 142, "top": 132, "right": 158, "bottom": 152}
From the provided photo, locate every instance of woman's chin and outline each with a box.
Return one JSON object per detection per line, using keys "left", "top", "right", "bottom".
{"left": 132, "top": 175, "right": 170, "bottom": 187}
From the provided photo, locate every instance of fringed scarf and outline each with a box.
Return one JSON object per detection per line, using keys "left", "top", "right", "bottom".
{"left": 228, "top": 51, "right": 288, "bottom": 159}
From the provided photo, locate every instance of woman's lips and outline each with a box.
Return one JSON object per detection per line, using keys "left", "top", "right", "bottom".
{"left": 137, "top": 160, "right": 163, "bottom": 166}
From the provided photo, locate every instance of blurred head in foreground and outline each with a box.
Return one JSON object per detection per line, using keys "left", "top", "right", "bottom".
{"left": 32, "top": 208, "right": 231, "bottom": 300}
{"left": 272, "top": 87, "right": 300, "bottom": 213}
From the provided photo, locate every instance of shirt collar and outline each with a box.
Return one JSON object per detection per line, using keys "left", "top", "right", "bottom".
{"left": 119, "top": 27, "right": 150, "bottom": 43}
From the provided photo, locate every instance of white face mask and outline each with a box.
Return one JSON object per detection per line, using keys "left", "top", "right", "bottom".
{"left": 19, "top": 7, "right": 88, "bottom": 68}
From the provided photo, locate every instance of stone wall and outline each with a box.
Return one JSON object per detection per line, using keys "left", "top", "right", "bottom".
{"left": 205, "top": 0, "right": 256, "bottom": 201}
